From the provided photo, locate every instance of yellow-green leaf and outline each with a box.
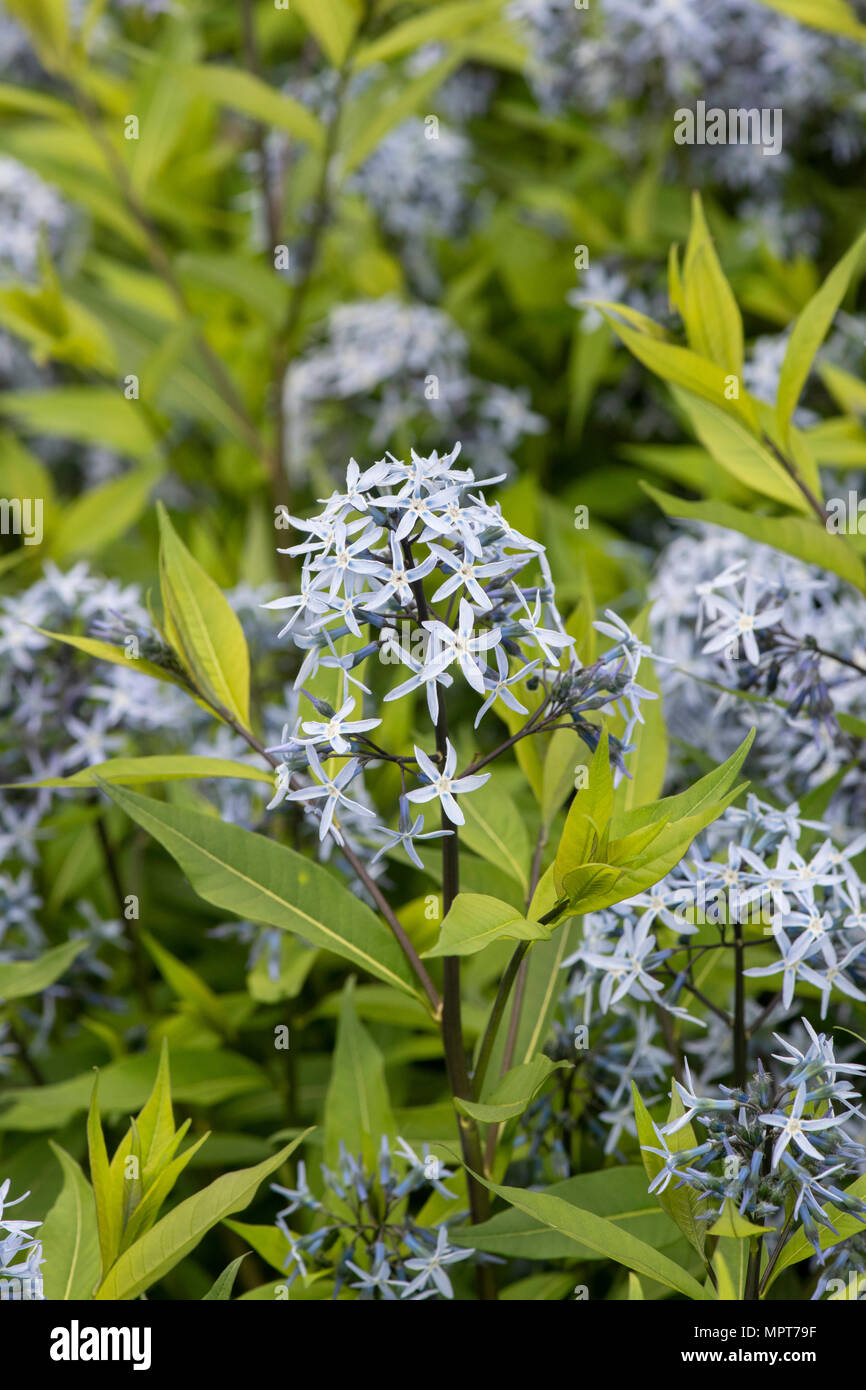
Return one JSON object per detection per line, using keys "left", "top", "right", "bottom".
{"left": 157, "top": 502, "right": 251, "bottom": 725}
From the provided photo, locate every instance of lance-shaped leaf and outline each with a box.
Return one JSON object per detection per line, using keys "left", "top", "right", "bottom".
{"left": 87, "top": 1077, "right": 122, "bottom": 1279}
{"left": 6, "top": 754, "right": 271, "bottom": 790}
{"left": 557, "top": 863, "right": 623, "bottom": 915}
{"left": 608, "top": 729, "right": 754, "bottom": 842}
{"left": 40, "top": 1143, "right": 101, "bottom": 1301}
{"left": 642, "top": 484, "right": 866, "bottom": 594}
{"left": 672, "top": 386, "right": 809, "bottom": 512}
{"left": 423, "top": 893, "right": 552, "bottom": 959}
{"left": 455, "top": 1055, "right": 567, "bottom": 1124}
{"left": 323, "top": 979, "right": 395, "bottom": 1166}
{"left": 707, "top": 1198, "right": 775, "bottom": 1239}
{"left": 550, "top": 731, "right": 754, "bottom": 920}
{"left": 777, "top": 227, "right": 866, "bottom": 442}
{"left": 682, "top": 192, "right": 743, "bottom": 376}
{"left": 95, "top": 1133, "right": 311, "bottom": 1300}
{"left": 595, "top": 306, "right": 759, "bottom": 431}
{"left": 35, "top": 628, "right": 194, "bottom": 693}
{"left": 451, "top": 1166, "right": 681, "bottom": 1260}
{"left": 470, "top": 1175, "right": 712, "bottom": 1300}
{"left": 0, "top": 939, "right": 86, "bottom": 1001}
{"left": 157, "top": 502, "right": 250, "bottom": 725}
{"left": 202, "top": 1253, "right": 249, "bottom": 1301}
{"left": 553, "top": 732, "right": 614, "bottom": 895}
{"left": 103, "top": 782, "right": 423, "bottom": 1000}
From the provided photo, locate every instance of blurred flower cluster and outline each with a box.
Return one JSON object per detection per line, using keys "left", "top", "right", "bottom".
{"left": 650, "top": 525, "right": 866, "bottom": 802}
{"left": 272, "top": 1137, "right": 477, "bottom": 1300}
{"left": 282, "top": 300, "right": 546, "bottom": 483}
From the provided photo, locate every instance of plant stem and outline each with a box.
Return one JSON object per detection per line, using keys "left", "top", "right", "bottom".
{"left": 733, "top": 918, "right": 747, "bottom": 1088}
{"left": 6, "top": 1011, "right": 44, "bottom": 1085}
{"left": 758, "top": 1209, "right": 795, "bottom": 1298}
{"left": 473, "top": 941, "right": 531, "bottom": 1102}
{"left": 402, "top": 541, "right": 496, "bottom": 1296}
{"left": 94, "top": 809, "right": 153, "bottom": 1012}
{"left": 762, "top": 435, "right": 828, "bottom": 525}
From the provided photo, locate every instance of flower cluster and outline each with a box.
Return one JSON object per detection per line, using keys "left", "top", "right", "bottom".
{"left": 511, "top": 0, "right": 866, "bottom": 176}
{"left": 263, "top": 444, "right": 657, "bottom": 862}
{"left": 281, "top": 300, "right": 546, "bottom": 483}
{"left": 516, "top": 1008, "right": 673, "bottom": 1174}
{"left": 645, "top": 1022, "right": 866, "bottom": 1261}
{"left": 0, "top": 1179, "right": 43, "bottom": 1298}
{"left": 271, "top": 1137, "right": 477, "bottom": 1300}
{"left": 563, "top": 792, "right": 866, "bottom": 1044}
{"left": 649, "top": 524, "right": 866, "bottom": 797}
{"left": 0, "top": 563, "right": 296, "bottom": 1037}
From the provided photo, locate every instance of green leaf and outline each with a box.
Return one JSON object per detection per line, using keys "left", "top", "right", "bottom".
{"left": 40, "top": 1143, "right": 101, "bottom": 1300}
{"left": 35, "top": 629, "right": 194, "bottom": 694}
{"left": 713, "top": 1241, "right": 744, "bottom": 1301}
{"left": 7, "top": 755, "right": 270, "bottom": 789}
{"left": 682, "top": 192, "right": 743, "bottom": 375}
{"left": 596, "top": 309, "right": 758, "bottom": 431}
{"left": 87, "top": 1077, "right": 121, "bottom": 1279}
{"left": 0, "top": 1050, "right": 267, "bottom": 1132}
{"left": 134, "top": 1038, "right": 175, "bottom": 1177}
{"left": 343, "top": 55, "right": 461, "bottom": 174}
{"left": 3, "top": 0, "right": 68, "bottom": 68}
{"left": 455, "top": 1055, "right": 565, "bottom": 1123}
{"left": 553, "top": 731, "right": 614, "bottom": 894}
{"left": 49, "top": 466, "right": 162, "bottom": 561}
{"left": 157, "top": 503, "right": 251, "bottom": 725}
{"left": 643, "top": 484, "right": 866, "bottom": 593}
{"left": 95, "top": 1134, "right": 311, "bottom": 1300}
{"left": 119, "top": 1130, "right": 211, "bottom": 1252}
{"left": 558, "top": 862, "right": 624, "bottom": 914}
{"left": 323, "top": 979, "right": 395, "bottom": 1165}
{"left": 707, "top": 1198, "right": 775, "bottom": 1238}
{"left": 202, "top": 1253, "right": 249, "bottom": 1301}
{"left": 452, "top": 1166, "right": 681, "bottom": 1259}
{"left": 673, "top": 388, "right": 809, "bottom": 512}
{"left": 458, "top": 780, "right": 530, "bottom": 895}
{"left": 475, "top": 1178, "right": 711, "bottom": 1299}
{"left": 616, "top": 609, "right": 667, "bottom": 810}
{"left": 611, "top": 728, "right": 754, "bottom": 842}
{"left": 0, "top": 939, "right": 86, "bottom": 1001}
{"left": 752, "top": 0, "right": 866, "bottom": 39}
{"left": 141, "top": 931, "right": 233, "bottom": 1038}
{"left": 0, "top": 388, "right": 156, "bottom": 456}
{"left": 776, "top": 229, "right": 866, "bottom": 441}
{"left": 102, "top": 783, "right": 423, "bottom": 1000}
{"left": 223, "top": 1219, "right": 291, "bottom": 1275}
{"left": 186, "top": 65, "right": 324, "bottom": 148}
{"left": 541, "top": 728, "right": 583, "bottom": 828}
{"left": 423, "top": 893, "right": 551, "bottom": 959}
{"left": 354, "top": 0, "right": 503, "bottom": 67}
{"left": 293, "top": 0, "right": 361, "bottom": 65}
